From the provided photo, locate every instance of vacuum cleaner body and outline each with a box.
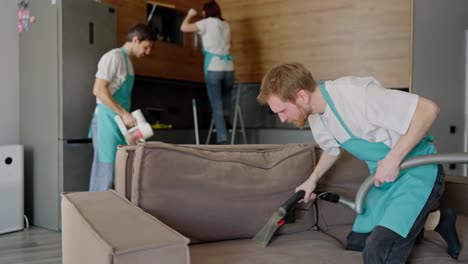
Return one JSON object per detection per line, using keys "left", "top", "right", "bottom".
{"left": 114, "top": 109, "right": 154, "bottom": 145}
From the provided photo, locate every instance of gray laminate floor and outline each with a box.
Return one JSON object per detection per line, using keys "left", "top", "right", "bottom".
{"left": 0, "top": 227, "right": 61, "bottom": 264}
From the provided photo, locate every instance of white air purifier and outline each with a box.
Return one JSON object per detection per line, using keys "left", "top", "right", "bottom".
{"left": 0, "top": 145, "right": 24, "bottom": 234}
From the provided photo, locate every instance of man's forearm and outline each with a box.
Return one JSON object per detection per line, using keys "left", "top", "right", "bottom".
{"left": 93, "top": 79, "right": 127, "bottom": 116}
{"left": 309, "top": 151, "right": 340, "bottom": 182}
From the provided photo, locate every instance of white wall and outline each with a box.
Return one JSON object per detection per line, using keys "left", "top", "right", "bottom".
{"left": 412, "top": 0, "right": 468, "bottom": 175}
{"left": 0, "top": 1, "right": 20, "bottom": 144}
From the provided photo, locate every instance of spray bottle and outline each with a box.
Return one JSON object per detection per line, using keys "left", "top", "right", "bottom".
{"left": 114, "top": 109, "right": 154, "bottom": 145}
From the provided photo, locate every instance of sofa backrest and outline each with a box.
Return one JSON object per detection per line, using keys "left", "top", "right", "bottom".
{"left": 128, "top": 142, "right": 317, "bottom": 244}
{"left": 441, "top": 175, "right": 468, "bottom": 216}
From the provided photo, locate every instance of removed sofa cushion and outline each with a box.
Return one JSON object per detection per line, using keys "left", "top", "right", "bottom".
{"left": 61, "top": 190, "right": 189, "bottom": 264}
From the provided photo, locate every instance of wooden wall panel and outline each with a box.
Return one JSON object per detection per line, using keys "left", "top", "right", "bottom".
{"left": 102, "top": 0, "right": 411, "bottom": 87}
{"left": 102, "top": 0, "right": 206, "bottom": 82}
{"left": 219, "top": 0, "right": 411, "bottom": 88}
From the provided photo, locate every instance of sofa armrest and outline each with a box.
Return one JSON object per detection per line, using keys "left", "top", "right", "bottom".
{"left": 115, "top": 145, "right": 138, "bottom": 199}
{"left": 440, "top": 175, "right": 468, "bottom": 216}
{"left": 61, "top": 190, "right": 190, "bottom": 264}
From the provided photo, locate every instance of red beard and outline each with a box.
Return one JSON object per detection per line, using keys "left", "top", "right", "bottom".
{"left": 293, "top": 105, "right": 309, "bottom": 128}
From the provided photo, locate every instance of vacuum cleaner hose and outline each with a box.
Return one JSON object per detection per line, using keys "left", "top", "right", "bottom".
{"left": 352, "top": 153, "right": 468, "bottom": 214}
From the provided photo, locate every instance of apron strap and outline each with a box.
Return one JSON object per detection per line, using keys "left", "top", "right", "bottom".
{"left": 120, "top": 47, "right": 130, "bottom": 75}
{"left": 319, "top": 83, "right": 357, "bottom": 138}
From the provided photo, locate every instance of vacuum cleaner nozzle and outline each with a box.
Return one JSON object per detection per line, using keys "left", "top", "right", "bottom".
{"left": 252, "top": 191, "right": 305, "bottom": 247}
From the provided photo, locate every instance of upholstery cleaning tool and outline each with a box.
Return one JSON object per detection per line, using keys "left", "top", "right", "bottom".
{"left": 252, "top": 190, "right": 342, "bottom": 247}
{"left": 252, "top": 190, "right": 305, "bottom": 247}
{"left": 253, "top": 153, "right": 468, "bottom": 248}
{"left": 114, "top": 109, "right": 154, "bottom": 145}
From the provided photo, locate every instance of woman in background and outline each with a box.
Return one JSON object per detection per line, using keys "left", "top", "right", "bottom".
{"left": 181, "top": 0, "right": 235, "bottom": 144}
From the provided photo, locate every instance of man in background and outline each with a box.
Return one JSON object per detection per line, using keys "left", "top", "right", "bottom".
{"left": 89, "top": 24, "right": 156, "bottom": 192}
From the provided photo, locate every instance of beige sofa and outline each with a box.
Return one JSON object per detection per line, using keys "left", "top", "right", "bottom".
{"left": 61, "top": 142, "right": 467, "bottom": 263}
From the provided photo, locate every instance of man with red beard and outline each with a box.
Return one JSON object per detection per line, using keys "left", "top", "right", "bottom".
{"left": 257, "top": 62, "right": 460, "bottom": 263}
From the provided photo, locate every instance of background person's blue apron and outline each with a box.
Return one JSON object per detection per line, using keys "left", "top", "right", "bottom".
{"left": 318, "top": 83, "right": 438, "bottom": 238}
{"left": 202, "top": 46, "right": 233, "bottom": 78}
{"left": 91, "top": 47, "right": 134, "bottom": 163}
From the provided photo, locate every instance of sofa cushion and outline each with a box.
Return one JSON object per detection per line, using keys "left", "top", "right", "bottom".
{"left": 409, "top": 214, "right": 468, "bottom": 263}
{"left": 320, "top": 224, "right": 353, "bottom": 247}
{"left": 190, "top": 230, "right": 362, "bottom": 264}
{"left": 315, "top": 215, "right": 468, "bottom": 263}
{"left": 201, "top": 215, "right": 468, "bottom": 264}
{"left": 130, "top": 142, "right": 316, "bottom": 243}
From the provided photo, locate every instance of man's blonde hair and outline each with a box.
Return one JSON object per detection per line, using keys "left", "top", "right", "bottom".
{"left": 257, "top": 62, "right": 316, "bottom": 105}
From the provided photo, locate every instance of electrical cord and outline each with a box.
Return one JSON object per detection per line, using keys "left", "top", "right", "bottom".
{"left": 316, "top": 191, "right": 333, "bottom": 199}
{"left": 23, "top": 215, "right": 29, "bottom": 230}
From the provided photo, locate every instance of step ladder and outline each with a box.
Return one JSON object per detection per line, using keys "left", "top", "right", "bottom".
{"left": 192, "top": 82, "right": 247, "bottom": 145}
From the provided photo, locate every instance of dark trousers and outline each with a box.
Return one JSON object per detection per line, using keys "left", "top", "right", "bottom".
{"left": 346, "top": 165, "right": 445, "bottom": 264}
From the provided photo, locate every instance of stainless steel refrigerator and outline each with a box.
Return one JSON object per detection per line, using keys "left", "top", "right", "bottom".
{"left": 20, "top": 0, "right": 116, "bottom": 230}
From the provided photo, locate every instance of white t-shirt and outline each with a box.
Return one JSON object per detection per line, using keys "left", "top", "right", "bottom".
{"left": 196, "top": 17, "right": 234, "bottom": 71}
{"left": 95, "top": 48, "right": 134, "bottom": 104}
{"left": 308, "top": 76, "right": 418, "bottom": 156}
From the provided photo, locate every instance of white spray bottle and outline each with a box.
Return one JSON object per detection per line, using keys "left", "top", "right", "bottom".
{"left": 114, "top": 109, "right": 154, "bottom": 145}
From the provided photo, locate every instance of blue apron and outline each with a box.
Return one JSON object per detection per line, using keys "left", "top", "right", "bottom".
{"left": 318, "top": 83, "right": 438, "bottom": 238}
{"left": 91, "top": 47, "right": 134, "bottom": 163}
{"left": 202, "top": 46, "right": 233, "bottom": 78}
